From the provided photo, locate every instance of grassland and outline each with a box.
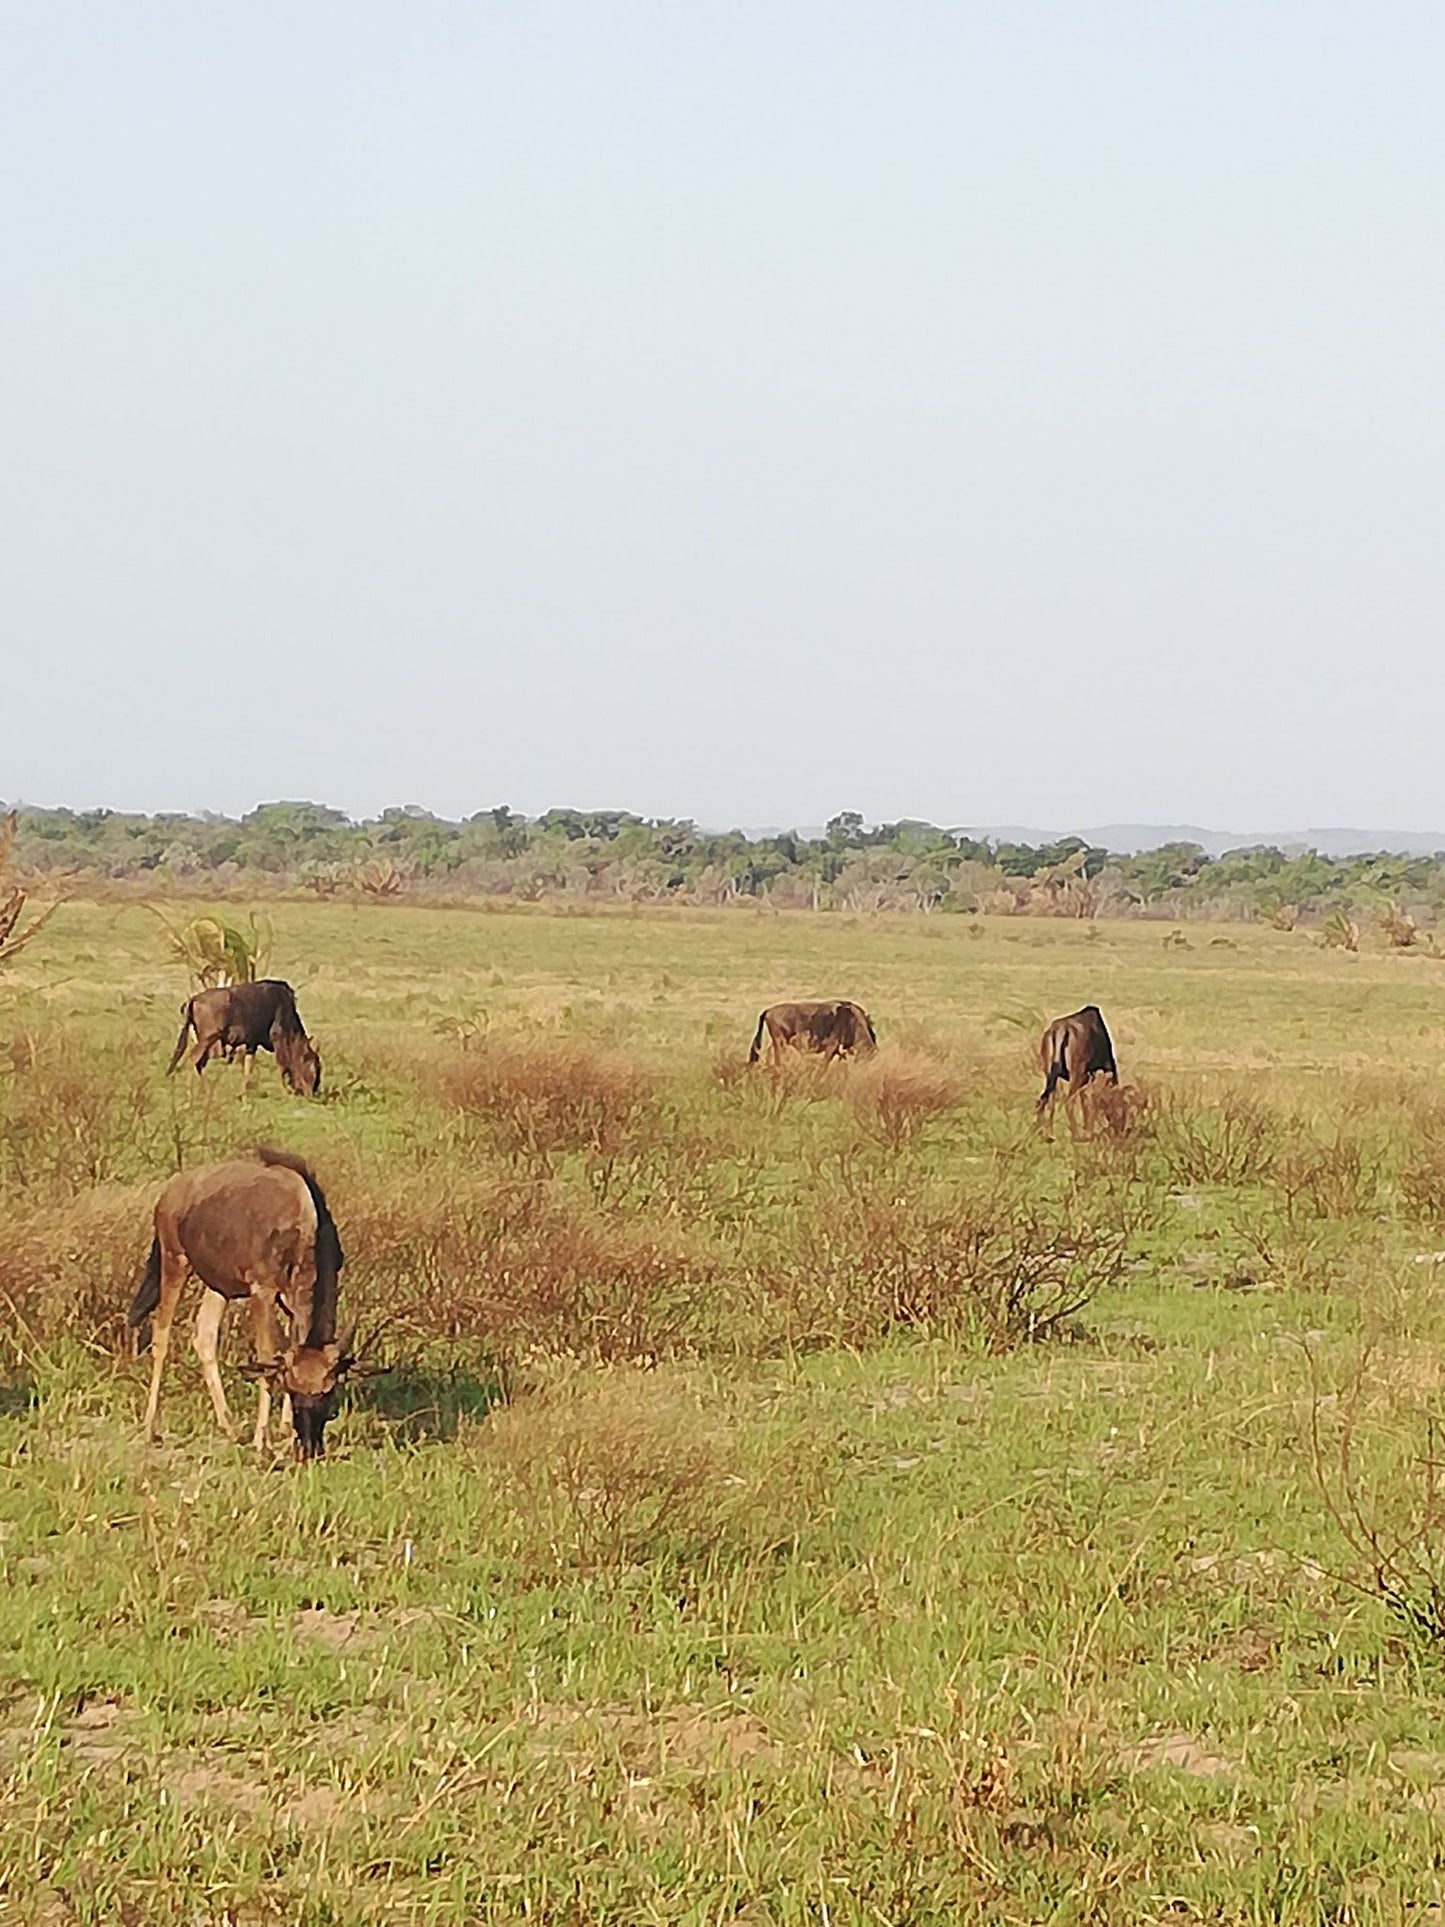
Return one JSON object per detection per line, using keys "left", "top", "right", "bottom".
{"left": 6, "top": 902, "right": 1445, "bottom": 1923}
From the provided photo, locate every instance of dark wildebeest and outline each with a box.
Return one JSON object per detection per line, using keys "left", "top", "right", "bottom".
{"left": 167, "top": 980, "right": 321, "bottom": 1096}
{"left": 748, "top": 1000, "right": 878, "bottom": 1065}
{"left": 1037, "top": 1005, "right": 1118, "bottom": 1113}
{"left": 127, "top": 1146, "right": 353, "bottom": 1458}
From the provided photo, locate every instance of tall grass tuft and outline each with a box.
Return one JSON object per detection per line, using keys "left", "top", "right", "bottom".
{"left": 429, "top": 1032, "right": 663, "bottom": 1169}
{"left": 479, "top": 1367, "right": 833, "bottom": 1576}
{"left": 843, "top": 1053, "right": 965, "bottom": 1151}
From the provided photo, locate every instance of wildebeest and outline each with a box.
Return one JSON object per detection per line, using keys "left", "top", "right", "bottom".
{"left": 1037, "top": 1005, "right": 1118, "bottom": 1112}
{"left": 748, "top": 1000, "right": 878, "bottom": 1065}
{"left": 127, "top": 1146, "right": 353, "bottom": 1458}
{"left": 167, "top": 979, "right": 321, "bottom": 1095}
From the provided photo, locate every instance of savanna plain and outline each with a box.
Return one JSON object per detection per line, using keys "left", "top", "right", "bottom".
{"left": 9, "top": 901, "right": 1445, "bottom": 1924}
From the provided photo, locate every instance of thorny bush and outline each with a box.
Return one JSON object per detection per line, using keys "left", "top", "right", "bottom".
{"left": 1156, "top": 1087, "right": 1284, "bottom": 1189}
{"left": 745, "top": 1177, "right": 1138, "bottom": 1352}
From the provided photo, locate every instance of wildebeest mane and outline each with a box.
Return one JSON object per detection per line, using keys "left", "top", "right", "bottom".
{"left": 253, "top": 1145, "right": 344, "bottom": 1346}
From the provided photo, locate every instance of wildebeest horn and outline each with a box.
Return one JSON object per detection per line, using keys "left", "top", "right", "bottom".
{"left": 238, "top": 1354, "right": 286, "bottom": 1383}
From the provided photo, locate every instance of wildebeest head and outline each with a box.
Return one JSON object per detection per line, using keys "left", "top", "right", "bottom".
{"left": 243, "top": 1331, "right": 355, "bottom": 1458}
{"left": 844, "top": 1003, "right": 879, "bottom": 1057}
{"left": 277, "top": 1031, "right": 322, "bottom": 1097}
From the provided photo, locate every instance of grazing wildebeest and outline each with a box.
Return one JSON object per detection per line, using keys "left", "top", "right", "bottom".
{"left": 127, "top": 1146, "right": 353, "bottom": 1458}
{"left": 167, "top": 980, "right": 321, "bottom": 1096}
{"left": 748, "top": 1000, "right": 878, "bottom": 1065}
{"left": 1037, "top": 1005, "right": 1118, "bottom": 1112}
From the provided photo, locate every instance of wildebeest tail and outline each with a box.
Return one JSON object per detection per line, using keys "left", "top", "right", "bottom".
{"left": 165, "top": 1000, "right": 194, "bottom": 1075}
{"left": 748, "top": 1011, "right": 767, "bottom": 1063}
{"left": 255, "top": 1146, "right": 344, "bottom": 1345}
{"left": 127, "top": 1238, "right": 161, "bottom": 1328}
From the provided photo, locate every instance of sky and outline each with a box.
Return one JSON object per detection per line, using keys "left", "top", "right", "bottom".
{"left": 4, "top": 2, "right": 1443, "bottom": 833}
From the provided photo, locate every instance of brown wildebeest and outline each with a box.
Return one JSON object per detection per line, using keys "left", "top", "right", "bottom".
{"left": 127, "top": 1147, "right": 353, "bottom": 1458}
{"left": 167, "top": 980, "right": 321, "bottom": 1095}
{"left": 1037, "top": 1005, "right": 1118, "bottom": 1112}
{"left": 748, "top": 1000, "right": 878, "bottom": 1065}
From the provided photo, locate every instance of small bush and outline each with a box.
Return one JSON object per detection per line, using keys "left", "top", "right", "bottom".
{"left": 431, "top": 1033, "right": 662, "bottom": 1167}
{"left": 749, "top": 1179, "right": 1135, "bottom": 1352}
{"left": 1319, "top": 911, "right": 1360, "bottom": 953}
{"left": 337, "top": 1172, "right": 720, "bottom": 1364}
{"left": 843, "top": 1053, "right": 964, "bottom": 1150}
{"left": 1156, "top": 1088, "right": 1283, "bottom": 1189}
{"left": 1276, "top": 1129, "right": 1377, "bottom": 1222}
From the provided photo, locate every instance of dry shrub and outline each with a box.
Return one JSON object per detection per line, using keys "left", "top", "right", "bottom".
{"left": 479, "top": 1368, "right": 831, "bottom": 1576}
{"left": 745, "top": 1047, "right": 849, "bottom": 1105}
{"left": 430, "top": 1033, "right": 662, "bottom": 1166}
{"left": 0, "top": 1031, "right": 163, "bottom": 1195}
{"left": 0, "top": 1183, "right": 152, "bottom": 1358}
{"left": 1061, "top": 1082, "right": 1155, "bottom": 1184}
{"left": 843, "top": 1053, "right": 964, "bottom": 1150}
{"left": 1400, "top": 1106, "right": 1445, "bottom": 1228}
{"left": 1156, "top": 1087, "right": 1283, "bottom": 1188}
{"left": 1276, "top": 1129, "right": 1378, "bottom": 1221}
{"left": 708, "top": 1044, "right": 752, "bottom": 1091}
{"left": 337, "top": 1172, "right": 720, "bottom": 1364}
{"left": 1309, "top": 1345, "right": 1445, "bottom": 1645}
{"left": 751, "top": 1179, "right": 1134, "bottom": 1351}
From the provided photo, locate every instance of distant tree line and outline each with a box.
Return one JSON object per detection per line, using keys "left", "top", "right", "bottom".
{"left": 8, "top": 801, "right": 1445, "bottom": 925}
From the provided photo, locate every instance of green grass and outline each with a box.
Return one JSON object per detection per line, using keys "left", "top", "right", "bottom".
{"left": 5, "top": 903, "right": 1445, "bottom": 1922}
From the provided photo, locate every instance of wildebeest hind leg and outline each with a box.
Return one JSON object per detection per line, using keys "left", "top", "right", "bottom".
{"left": 192, "top": 1290, "right": 234, "bottom": 1434}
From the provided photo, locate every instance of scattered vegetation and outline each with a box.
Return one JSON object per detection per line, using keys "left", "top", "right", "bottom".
{"left": 5, "top": 902, "right": 1445, "bottom": 1919}
{"left": 11, "top": 799, "right": 1445, "bottom": 926}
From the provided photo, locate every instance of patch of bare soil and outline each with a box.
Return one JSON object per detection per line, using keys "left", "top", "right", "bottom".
{"left": 526, "top": 1701, "right": 778, "bottom": 1776}
{"left": 1117, "top": 1731, "right": 1232, "bottom": 1779}
{"left": 283, "top": 1783, "right": 346, "bottom": 1830}
{"left": 291, "top": 1606, "right": 437, "bottom": 1651}
{"left": 163, "top": 1759, "right": 266, "bottom": 1814}
{"left": 62, "top": 1698, "right": 142, "bottom": 1764}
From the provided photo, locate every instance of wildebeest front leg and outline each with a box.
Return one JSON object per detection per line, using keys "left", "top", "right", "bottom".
{"left": 192, "top": 1290, "right": 234, "bottom": 1434}
{"left": 141, "top": 1243, "right": 190, "bottom": 1440}
{"left": 247, "top": 1292, "right": 286, "bottom": 1450}
{"left": 241, "top": 1051, "right": 255, "bottom": 1098}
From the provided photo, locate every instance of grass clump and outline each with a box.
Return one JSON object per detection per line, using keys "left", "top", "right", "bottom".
{"left": 480, "top": 1367, "right": 833, "bottom": 1577}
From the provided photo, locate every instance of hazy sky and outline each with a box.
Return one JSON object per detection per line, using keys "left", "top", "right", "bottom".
{"left": 5, "top": 3, "right": 1443, "bottom": 831}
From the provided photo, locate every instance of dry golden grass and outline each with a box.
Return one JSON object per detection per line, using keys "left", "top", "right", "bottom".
{"left": 842, "top": 1050, "right": 965, "bottom": 1149}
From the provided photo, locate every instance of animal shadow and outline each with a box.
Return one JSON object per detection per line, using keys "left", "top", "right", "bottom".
{"left": 352, "top": 1364, "right": 504, "bottom": 1444}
